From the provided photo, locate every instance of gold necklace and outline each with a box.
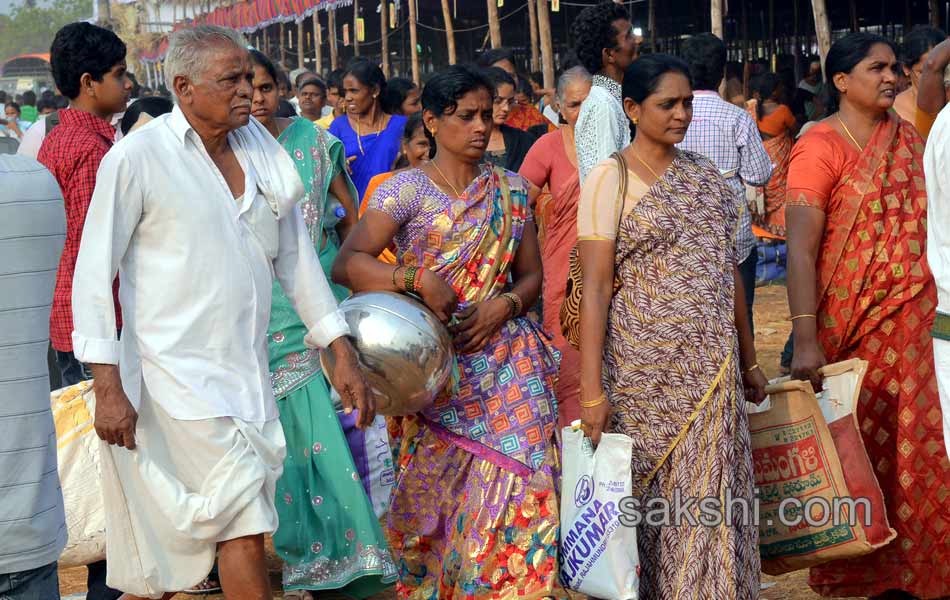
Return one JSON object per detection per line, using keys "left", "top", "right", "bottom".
{"left": 430, "top": 159, "right": 464, "bottom": 198}
{"left": 354, "top": 114, "right": 384, "bottom": 156}
{"left": 632, "top": 152, "right": 662, "bottom": 180}
{"left": 836, "top": 114, "right": 864, "bottom": 151}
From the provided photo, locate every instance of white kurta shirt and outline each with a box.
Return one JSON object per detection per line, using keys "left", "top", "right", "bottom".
{"left": 925, "top": 104, "right": 950, "bottom": 316}
{"left": 71, "top": 107, "right": 349, "bottom": 423}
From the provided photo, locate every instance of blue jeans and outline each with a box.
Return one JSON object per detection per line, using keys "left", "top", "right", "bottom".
{"left": 0, "top": 561, "right": 60, "bottom": 600}
{"left": 55, "top": 350, "right": 92, "bottom": 387}
{"left": 738, "top": 249, "right": 758, "bottom": 336}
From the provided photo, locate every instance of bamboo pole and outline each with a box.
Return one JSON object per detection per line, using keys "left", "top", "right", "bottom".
{"left": 380, "top": 0, "right": 390, "bottom": 76}
{"left": 441, "top": 0, "right": 457, "bottom": 65}
{"left": 314, "top": 12, "right": 323, "bottom": 75}
{"left": 353, "top": 0, "right": 360, "bottom": 57}
{"left": 648, "top": 0, "right": 656, "bottom": 51}
{"left": 711, "top": 0, "right": 723, "bottom": 39}
{"left": 408, "top": 0, "right": 420, "bottom": 84}
{"left": 329, "top": 8, "right": 338, "bottom": 70}
{"left": 811, "top": 0, "right": 832, "bottom": 74}
{"left": 297, "top": 19, "right": 305, "bottom": 69}
{"left": 527, "top": 0, "right": 540, "bottom": 72}
{"left": 487, "top": 0, "right": 502, "bottom": 49}
{"left": 279, "top": 22, "right": 287, "bottom": 66}
{"left": 537, "top": 0, "right": 555, "bottom": 90}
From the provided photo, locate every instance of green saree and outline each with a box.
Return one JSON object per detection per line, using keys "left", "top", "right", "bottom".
{"left": 268, "top": 118, "right": 397, "bottom": 595}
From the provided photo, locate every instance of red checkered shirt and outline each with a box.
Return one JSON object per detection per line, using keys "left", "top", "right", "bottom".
{"left": 38, "top": 108, "right": 121, "bottom": 352}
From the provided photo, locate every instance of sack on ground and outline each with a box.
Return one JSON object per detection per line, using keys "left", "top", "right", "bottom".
{"left": 53, "top": 380, "right": 107, "bottom": 567}
{"left": 747, "top": 359, "right": 896, "bottom": 575}
{"left": 560, "top": 425, "right": 639, "bottom": 600}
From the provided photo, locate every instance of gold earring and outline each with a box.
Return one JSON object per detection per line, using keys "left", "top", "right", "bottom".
{"left": 632, "top": 117, "right": 639, "bottom": 125}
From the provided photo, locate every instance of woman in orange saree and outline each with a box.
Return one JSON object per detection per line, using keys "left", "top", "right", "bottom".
{"left": 747, "top": 73, "right": 797, "bottom": 237}
{"left": 787, "top": 33, "right": 950, "bottom": 599}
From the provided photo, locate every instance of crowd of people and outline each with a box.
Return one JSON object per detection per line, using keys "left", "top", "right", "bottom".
{"left": 2, "top": 1, "right": 950, "bottom": 599}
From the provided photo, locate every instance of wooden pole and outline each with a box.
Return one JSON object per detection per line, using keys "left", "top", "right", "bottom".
{"left": 314, "top": 12, "right": 323, "bottom": 75}
{"left": 648, "top": 0, "right": 656, "bottom": 51}
{"left": 487, "top": 0, "right": 502, "bottom": 49}
{"left": 408, "top": 0, "right": 420, "bottom": 84}
{"left": 711, "top": 0, "right": 723, "bottom": 39}
{"left": 296, "top": 19, "right": 305, "bottom": 69}
{"left": 380, "top": 0, "right": 390, "bottom": 76}
{"left": 811, "top": 0, "right": 832, "bottom": 75}
{"left": 441, "top": 0, "right": 457, "bottom": 65}
{"left": 353, "top": 0, "right": 360, "bottom": 57}
{"left": 279, "top": 22, "right": 287, "bottom": 66}
{"left": 527, "top": 0, "right": 540, "bottom": 72}
{"left": 849, "top": 0, "right": 859, "bottom": 31}
{"left": 537, "top": 0, "right": 555, "bottom": 90}
{"left": 329, "top": 8, "right": 339, "bottom": 70}
{"left": 931, "top": 0, "right": 941, "bottom": 27}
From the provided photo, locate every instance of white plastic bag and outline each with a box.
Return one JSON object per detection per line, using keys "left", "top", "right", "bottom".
{"left": 560, "top": 425, "right": 640, "bottom": 599}
{"left": 52, "top": 381, "right": 107, "bottom": 567}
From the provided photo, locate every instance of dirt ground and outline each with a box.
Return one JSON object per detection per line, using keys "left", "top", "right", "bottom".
{"left": 58, "top": 285, "right": 864, "bottom": 600}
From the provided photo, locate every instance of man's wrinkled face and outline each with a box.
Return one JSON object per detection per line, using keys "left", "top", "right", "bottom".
{"left": 177, "top": 43, "right": 253, "bottom": 131}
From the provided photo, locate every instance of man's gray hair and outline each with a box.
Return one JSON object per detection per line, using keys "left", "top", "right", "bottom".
{"left": 556, "top": 66, "right": 593, "bottom": 101}
{"left": 165, "top": 25, "right": 248, "bottom": 91}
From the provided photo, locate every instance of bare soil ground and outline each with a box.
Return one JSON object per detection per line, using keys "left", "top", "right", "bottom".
{"left": 59, "top": 285, "right": 862, "bottom": 599}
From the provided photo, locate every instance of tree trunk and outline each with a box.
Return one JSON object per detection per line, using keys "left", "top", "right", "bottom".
{"left": 314, "top": 12, "right": 323, "bottom": 75}
{"left": 849, "top": 0, "right": 859, "bottom": 31}
{"left": 537, "top": 0, "right": 555, "bottom": 90}
{"left": 527, "top": 0, "right": 540, "bottom": 72}
{"left": 487, "top": 0, "right": 502, "bottom": 49}
{"left": 329, "top": 8, "right": 338, "bottom": 70}
{"left": 711, "top": 0, "right": 723, "bottom": 39}
{"left": 811, "top": 0, "right": 831, "bottom": 75}
{"left": 441, "top": 0, "right": 457, "bottom": 65}
{"left": 296, "top": 19, "right": 305, "bottom": 69}
{"left": 930, "top": 0, "right": 941, "bottom": 27}
{"left": 408, "top": 0, "right": 420, "bottom": 84}
{"left": 380, "top": 0, "right": 390, "bottom": 76}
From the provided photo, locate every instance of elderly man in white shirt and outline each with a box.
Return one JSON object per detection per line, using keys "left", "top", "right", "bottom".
{"left": 925, "top": 103, "right": 950, "bottom": 461}
{"left": 71, "top": 26, "right": 373, "bottom": 600}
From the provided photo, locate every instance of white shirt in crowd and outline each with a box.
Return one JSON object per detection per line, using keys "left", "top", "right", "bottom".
{"left": 575, "top": 74, "right": 630, "bottom": 185}
{"left": 923, "top": 103, "right": 950, "bottom": 459}
{"left": 0, "top": 154, "right": 67, "bottom": 575}
{"left": 71, "top": 106, "right": 348, "bottom": 423}
{"left": 16, "top": 113, "right": 46, "bottom": 159}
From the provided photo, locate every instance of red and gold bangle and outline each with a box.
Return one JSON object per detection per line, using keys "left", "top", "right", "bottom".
{"left": 413, "top": 267, "right": 424, "bottom": 294}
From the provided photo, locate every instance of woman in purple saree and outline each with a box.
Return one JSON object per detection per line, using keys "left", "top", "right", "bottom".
{"left": 333, "top": 65, "right": 566, "bottom": 600}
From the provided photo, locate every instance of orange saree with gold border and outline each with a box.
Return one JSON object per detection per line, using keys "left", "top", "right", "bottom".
{"left": 787, "top": 114, "right": 950, "bottom": 598}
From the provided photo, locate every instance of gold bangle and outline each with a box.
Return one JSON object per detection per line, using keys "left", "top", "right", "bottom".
{"left": 501, "top": 292, "right": 523, "bottom": 317}
{"left": 790, "top": 313, "right": 817, "bottom": 321}
{"left": 744, "top": 363, "right": 760, "bottom": 375}
{"left": 404, "top": 266, "right": 417, "bottom": 293}
{"left": 579, "top": 393, "right": 607, "bottom": 408}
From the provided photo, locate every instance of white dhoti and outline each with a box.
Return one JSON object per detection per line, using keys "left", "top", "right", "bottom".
{"left": 935, "top": 339, "right": 950, "bottom": 460}
{"left": 99, "top": 391, "right": 286, "bottom": 598}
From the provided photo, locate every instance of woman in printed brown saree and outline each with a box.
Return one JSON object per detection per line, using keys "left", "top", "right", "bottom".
{"left": 577, "top": 54, "right": 767, "bottom": 600}
{"left": 786, "top": 33, "right": 950, "bottom": 599}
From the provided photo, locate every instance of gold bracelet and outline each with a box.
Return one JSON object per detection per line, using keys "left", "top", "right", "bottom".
{"left": 579, "top": 393, "right": 608, "bottom": 408}
{"left": 744, "top": 363, "right": 760, "bottom": 375}
{"left": 790, "top": 313, "right": 817, "bottom": 321}
{"left": 501, "top": 292, "right": 523, "bottom": 317}
{"left": 404, "top": 266, "right": 418, "bottom": 293}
